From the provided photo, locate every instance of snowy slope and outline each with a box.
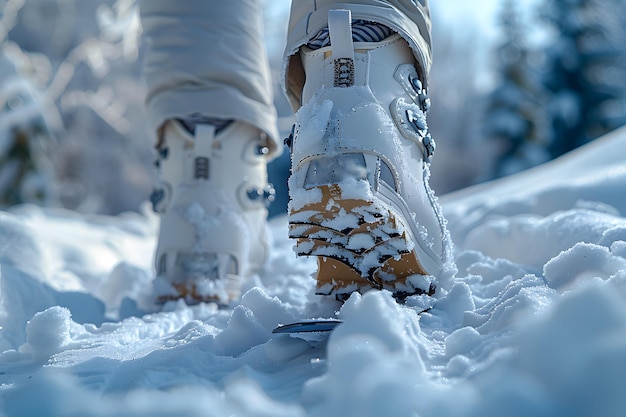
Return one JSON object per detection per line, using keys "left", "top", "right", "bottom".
{"left": 1, "top": 127, "right": 626, "bottom": 416}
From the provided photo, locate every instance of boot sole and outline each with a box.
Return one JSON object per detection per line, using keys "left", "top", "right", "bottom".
{"left": 289, "top": 184, "right": 434, "bottom": 300}
{"left": 156, "top": 276, "right": 240, "bottom": 306}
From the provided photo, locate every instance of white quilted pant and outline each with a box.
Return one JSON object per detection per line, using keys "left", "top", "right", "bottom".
{"left": 139, "top": 0, "right": 432, "bottom": 150}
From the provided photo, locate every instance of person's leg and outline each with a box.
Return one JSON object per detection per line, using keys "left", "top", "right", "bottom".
{"left": 283, "top": 1, "right": 453, "bottom": 300}
{"left": 141, "top": 0, "right": 279, "bottom": 144}
{"left": 284, "top": 0, "right": 432, "bottom": 109}
{"left": 140, "top": 0, "right": 280, "bottom": 305}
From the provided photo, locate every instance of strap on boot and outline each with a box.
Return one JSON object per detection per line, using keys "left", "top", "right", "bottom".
{"left": 328, "top": 10, "right": 355, "bottom": 88}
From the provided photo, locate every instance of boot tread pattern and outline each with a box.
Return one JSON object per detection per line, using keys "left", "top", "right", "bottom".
{"left": 289, "top": 184, "right": 434, "bottom": 300}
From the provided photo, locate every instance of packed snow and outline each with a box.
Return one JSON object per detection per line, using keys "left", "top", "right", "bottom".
{"left": 1, "top": 127, "right": 626, "bottom": 416}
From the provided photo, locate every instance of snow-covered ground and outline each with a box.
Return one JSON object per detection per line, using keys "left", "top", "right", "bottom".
{"left": 1, "top": 126, "right": 626, "bottom": 417}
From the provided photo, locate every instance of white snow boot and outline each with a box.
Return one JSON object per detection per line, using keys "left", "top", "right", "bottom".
{"left": 287, "top": 10, "right": 452, "bottom": 301}
{"left": 151, "top": 120, "right": 273, "bottom": 305}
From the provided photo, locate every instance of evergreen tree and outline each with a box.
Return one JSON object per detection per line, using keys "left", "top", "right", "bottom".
{"left": 484, "top": 0, "right": 550, "bottom": 178}
{"left": 540, "top": 0, "right": 626, "bottom": 157}
{"left": 0, "top": 56, "right": 55, "bottom": 208}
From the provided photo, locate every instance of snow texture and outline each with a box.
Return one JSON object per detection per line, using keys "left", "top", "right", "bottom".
{"left": 1, "top": 127, "right": 626, "bottom": 416}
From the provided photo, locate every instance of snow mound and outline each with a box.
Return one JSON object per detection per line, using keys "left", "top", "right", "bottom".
{"left": 0, "top": 128, "right": 625, "bottom": 416}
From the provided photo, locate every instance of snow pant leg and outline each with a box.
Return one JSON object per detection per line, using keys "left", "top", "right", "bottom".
{"left": 139, "top": 0, "right": 280, "bottom": 155}
{"left": 282, "top": 0, "right": 432, "bottom": 110}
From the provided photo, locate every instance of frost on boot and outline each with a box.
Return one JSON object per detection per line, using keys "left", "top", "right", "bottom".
{"left": 286, "top": 10, "right": 453, "bottom": 301}
{"left": 151, "top": 120, "right": 273, "bottom": 306}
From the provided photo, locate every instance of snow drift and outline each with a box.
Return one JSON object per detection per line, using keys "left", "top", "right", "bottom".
{"left": 0, "top": 127, "right": 625, "bottom": 417}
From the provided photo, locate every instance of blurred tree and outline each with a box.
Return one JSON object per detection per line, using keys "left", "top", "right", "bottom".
{"left": 484, "top": 0, "right": 550, "bottom": 177}
{"left": 0, "top": 124, "right": 53, "bottom": 208}
{"left": 0, "top": 8, "right": 57, "bottom": 208}
{"left": 3, "top": 0, "right": 154, "bottom": 214}
{"left": 540, "top": 0, "right": 626, "bottom": 158}
{"left": 427, "top": 9, "right": 488, "bottom": 192}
